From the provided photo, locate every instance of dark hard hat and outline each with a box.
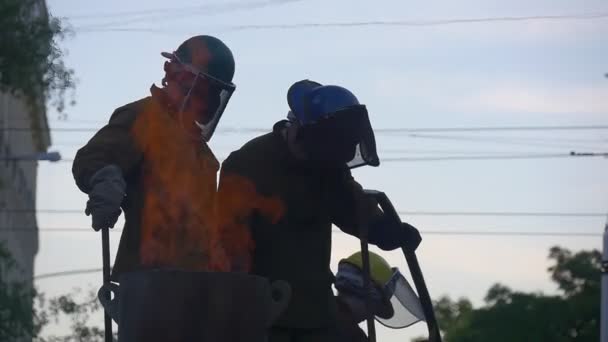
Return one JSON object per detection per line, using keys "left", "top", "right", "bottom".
{"left": 162, "top": 35, "right": 235, "bottom": 87}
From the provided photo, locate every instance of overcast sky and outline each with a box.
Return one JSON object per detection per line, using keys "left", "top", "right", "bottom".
{"left": 31, "top": 0, "right": 608, "bottom": 339}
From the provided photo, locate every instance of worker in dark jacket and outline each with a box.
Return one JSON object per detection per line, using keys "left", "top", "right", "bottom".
{"left": 217, "top": 80, "right": 422, "bottom": 342}
{"left": 72, "top": 35, "right": 236, "bottom": 279}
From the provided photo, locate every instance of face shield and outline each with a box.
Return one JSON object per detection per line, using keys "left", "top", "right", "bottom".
{"left": 335, "top": 263, "right": 426, "bottom": 329}
{"left": 287, "top": 80, "right": 379, "bottom": 169}
{"left": 377, "top": 268, "right": 426, "bottom": 329}
{"left": 162, "top": 51, "right": 236, "bottom": 142}
{"left": 293, "top": 105, "right": 379, "bottom": 169}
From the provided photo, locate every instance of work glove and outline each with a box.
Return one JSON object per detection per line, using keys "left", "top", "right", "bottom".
{"left": 400, "top": 222, "right": 422, "bottom": 252}
{"left": 85, "top": 165, "right": 126, "bottom": 231}
{"left": 369, "top": 217, "right": 422, "bottom": 252}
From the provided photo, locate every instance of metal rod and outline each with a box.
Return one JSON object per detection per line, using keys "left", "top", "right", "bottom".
{"left": 601, "top": 221, "right": 608, "bottom": 342}
{"left": 357, "top": 190, "right": 377, "bottom": 342}
{"left": 360, "top": 233, "right": 377, "bottom": 342}
{"left": 369, "top": 189, "right": 442, "bottom": 342}
{"left": 101, "top": 228, "right": 113, "bottom": 342}
{"left": 402, "top": 248, "right": 442, "bottom": 342}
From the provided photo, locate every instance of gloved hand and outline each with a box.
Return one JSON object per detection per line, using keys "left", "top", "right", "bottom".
{"left": 400, "top": 222, "right": 422, "bottom": 252}
{"left": 369, "top": 216, "right": 422, "bottom": 252}
{"left": 85, "top": 165, "right": 126, "bottom": 231}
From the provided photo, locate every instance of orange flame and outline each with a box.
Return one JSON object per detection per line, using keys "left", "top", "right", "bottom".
{"left": 132, "top": 101, "right": 218, "bottom": 271}
{"left": 131, "top": 99, "right": 284, "bottom": 272}
{"left": 211, "top": 173, "right": 285, "bottom": 272}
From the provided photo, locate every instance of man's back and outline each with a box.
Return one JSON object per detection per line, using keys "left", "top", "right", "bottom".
{"left": 219, "top": 122, "right": 346, "bottom": 329}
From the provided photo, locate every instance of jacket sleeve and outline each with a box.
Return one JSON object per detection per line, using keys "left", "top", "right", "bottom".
{"left": 329, "top": 169, "right": 383, "bottom": 237}
{"left": 72, "top": 107, "right": 143, "bottom": 194}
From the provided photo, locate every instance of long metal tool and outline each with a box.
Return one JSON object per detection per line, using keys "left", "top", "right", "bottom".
{"left": 359, "top": 225, "right": 377, "bottom": 342}
{"left": 356, "top": 190, "right": 377, "bottom": 342}
{"left": 601, "top": 219, "right": 608, "bottom": 342}
{"left": 101, "top": 227, "right": 113, "bottom": 342}
{"left": 368, "top": 190, "right": 442, "bottom": 342}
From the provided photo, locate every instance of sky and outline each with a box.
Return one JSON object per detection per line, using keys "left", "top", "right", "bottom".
{"left": 29, "top": 0, "right": 608, "bottom": 340}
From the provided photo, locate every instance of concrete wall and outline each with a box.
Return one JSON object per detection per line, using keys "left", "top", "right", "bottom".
{"left": 0, "top": 2, "right": 52, "bottom": 341}
{"left": 0, "top": 90, "right": 48, "bottom": 284}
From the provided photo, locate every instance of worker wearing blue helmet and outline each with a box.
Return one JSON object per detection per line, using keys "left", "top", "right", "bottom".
{"left": 216, "top": 80, "right": 422, "bottom": 341}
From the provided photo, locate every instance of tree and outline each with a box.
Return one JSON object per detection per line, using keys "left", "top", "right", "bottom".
{"left": 414, "top": 246, "right": 600, "bottom": 342}
{"left": 35, "top": 289, "right": 113, "bottom": 342}
{"left": 0, "top": 242, "right": 111, "bottom": 341}
{"left": 0, "top": 0, "right": 75, "bottom": 117}
{"left": 0, "top": 242, "right": 41, "bottom": 340}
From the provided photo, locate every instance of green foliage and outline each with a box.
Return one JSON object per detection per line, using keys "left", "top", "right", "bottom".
{"left": 0, "top": 243, "right": 111, "bottom": 341}
{"left": 35, "top": 289, "right": 113, "bottom": 342}
{"left": 0, "top": 0, "right": 75, "bottom": 115}
{"left": 413, "top": 246, "right": 600, "bottom": 342}
{"left": 0, "top": 242, "right": 40, "bottom": 341}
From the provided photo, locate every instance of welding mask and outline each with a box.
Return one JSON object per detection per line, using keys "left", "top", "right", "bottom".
{"left": 161, "top": 35, "right": 236, "bottom": 142}
{"left": 286, "top": 80, "right": 379, "bottom": 168}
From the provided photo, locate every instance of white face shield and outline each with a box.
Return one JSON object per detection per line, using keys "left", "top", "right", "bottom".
{"left": 335, "top": 263, "right": 427, "bottom": 329}
{"left": 377, "top": 269, "right": 426, "bottom": 329}
{"left": 162, "top": 51, "right": 236, "bottom": 142}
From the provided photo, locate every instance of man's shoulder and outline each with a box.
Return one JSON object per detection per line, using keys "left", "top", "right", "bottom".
{"left": 222, "top": 131, "right": 282, "bottom": 171}
{"left": 239, "top": 132, "right": 278, "bottom": 153}
{"left": 108, "top": 97, "right": 152, "bottom": 126}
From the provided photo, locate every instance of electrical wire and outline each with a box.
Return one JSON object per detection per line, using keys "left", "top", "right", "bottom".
{"left": 6, "top": 124, "right": 608, "bottom": 133}
{"left": 74, "top": 0, "right": 304, "bottom": 31}
{"left": 3, "top": 209, "right": 605, "bottom": 217}
{"left": 406, "top": 133, "right": 608, "bottom": 150}
{"left": 382, "top": 152, "right": 608, "bottom": 162}
{"left": 34, "top": 268, "right": 102, "bottom": 280}
{"left": 33, "top": 151, "right": 608, "bottom": 164}
{"left": 1, "top": 227, "right": 600, "bottom": 237}
{"left": 73, "top": 12, "right": 608, "bottom": 33}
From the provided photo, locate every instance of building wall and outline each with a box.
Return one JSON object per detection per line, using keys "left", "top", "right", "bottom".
{"left": 0, "top": 90, "right": 49, "bottom": 284}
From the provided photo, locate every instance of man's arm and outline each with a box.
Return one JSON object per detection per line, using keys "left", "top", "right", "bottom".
{"left": 72, "top": 107, "right": 143, "bottom": 230}
{"left": 329, "top": 169, "right": 383, "bottom": 236}
{"left": 329, "top": 170, "right": 421, "bottom": 251}
{"left": 72, "top": 107, "right": 142, "bottom": 194}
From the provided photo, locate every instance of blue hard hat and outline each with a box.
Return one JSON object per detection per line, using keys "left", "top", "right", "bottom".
{"left": 287, "top": 80, "right": 360, "bottom": 125}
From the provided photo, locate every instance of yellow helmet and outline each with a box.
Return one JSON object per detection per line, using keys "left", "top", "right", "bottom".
{"left": 336, "top": 251, "right": 426, "bottom": 328}
{"left": 340, "top": 251, "right": 393, "bottom": 287}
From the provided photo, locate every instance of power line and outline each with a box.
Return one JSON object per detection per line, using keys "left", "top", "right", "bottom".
{"left": 382, "top": 152, "right": 608, "bottom": 162}
{"left": 3, "top": 209, "right": 606, "bottom": 218}
{"left": 65, "top": 0, "right": 290, "bottom": 19}
{"left": 69, "top": 0, "right": 303, "bottom": 29}
{"left": 34, "top": 268, "right": 102, "bottom": 280}
{"left": 223, "top": 13, "right": 608, "bottom": 31}
{"left": 398, "top": 211, "right": 607, "bottom": 217}
{"left": 1, "top": 227, "right": 600, "bottom": 237}
{"left": 7, "top": 124, "right": 608, "bottom": 133}
{"left": 75, "top": 12, "right": 608, "bottom": 33}
{"left": 420, "top": 231, "right": 601, "bottom": 237}
{"left": 407, "top": 133, "right": 608, "bottom": 150}
{"left": 28, "top": 151, "right": 608, "bottom": 164}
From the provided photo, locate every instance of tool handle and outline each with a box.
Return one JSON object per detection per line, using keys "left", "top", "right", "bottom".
{"left": 101, "top": 228, "right": 113, "bottom": 342}
{"left": 365, "top": 190, "right": 442, "bottom": 342}
{"left": 402, "top": 248, "right": 442, "bottom": 342}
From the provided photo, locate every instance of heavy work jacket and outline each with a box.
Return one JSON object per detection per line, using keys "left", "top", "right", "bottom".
{"left": 218, "top": 120, "right": 381, "bottom": 329}
{"left": 72, "top": 86, "right": 220, "bottom": 280}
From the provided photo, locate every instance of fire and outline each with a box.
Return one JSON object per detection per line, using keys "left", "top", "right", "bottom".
{"left": 211, "top": 173, "right": 285, "bottom": 272}
{"left": 131, "top": 100, "right": 284, "bottom": 272}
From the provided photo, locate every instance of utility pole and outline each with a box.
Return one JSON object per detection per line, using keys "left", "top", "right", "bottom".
{"left": 602, "top": 218, "right": 608, "bottom": 342}
{"left": 602, "top": 71, "right": 608, "bottom": 342}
